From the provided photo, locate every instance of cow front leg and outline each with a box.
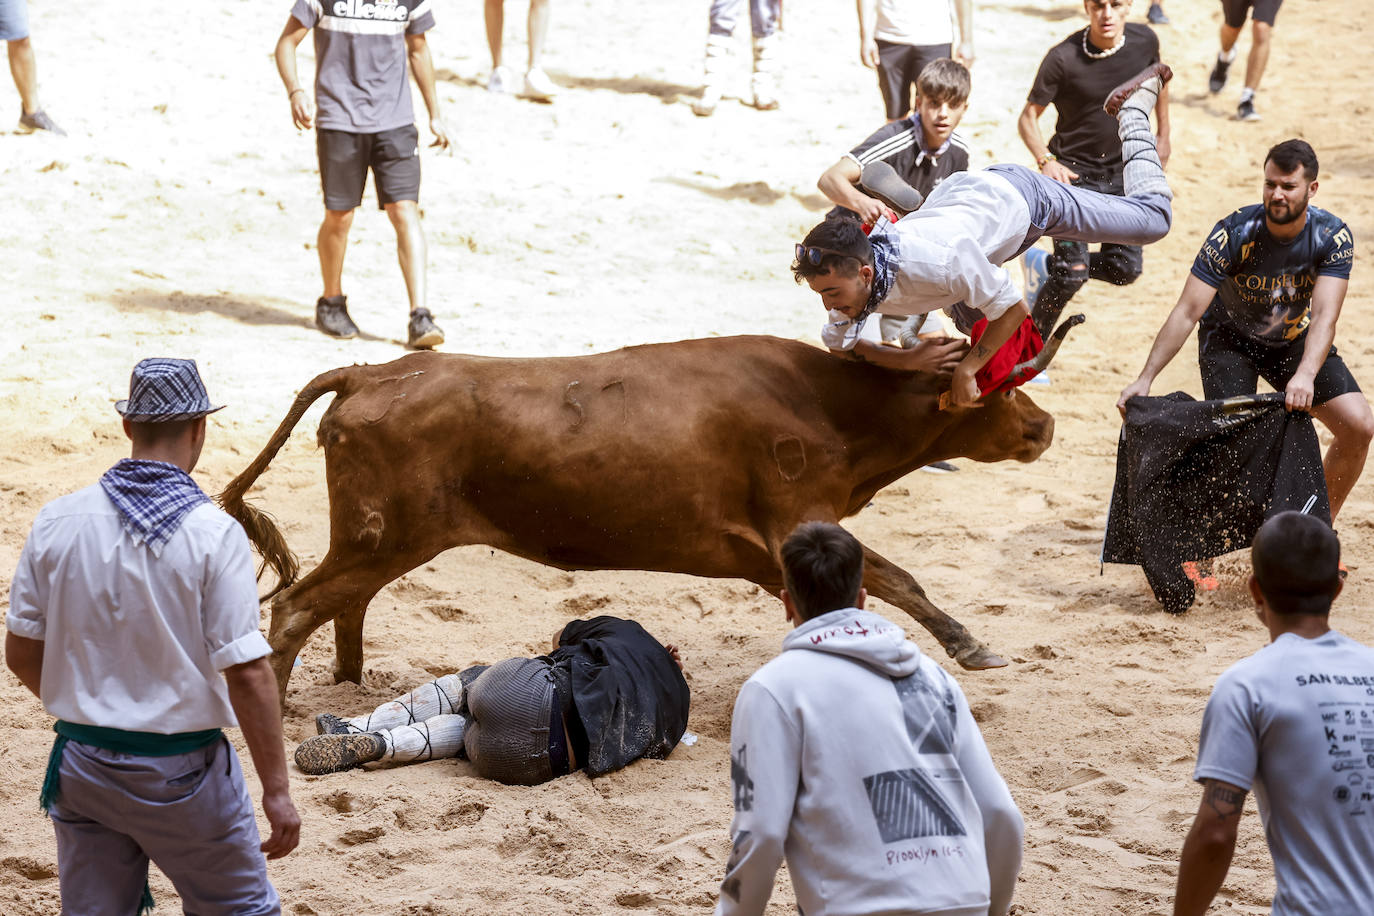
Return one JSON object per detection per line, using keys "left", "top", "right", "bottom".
{"left": 860, "top": 546, "right": 1008, "bottom": 670}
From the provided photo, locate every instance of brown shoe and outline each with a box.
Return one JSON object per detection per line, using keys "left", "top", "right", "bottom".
{"left": 1103, "top": 62, "right": 1173, "bottom": 116}
{"left": 294, "top": 732, "right": 386, "bottom": 774}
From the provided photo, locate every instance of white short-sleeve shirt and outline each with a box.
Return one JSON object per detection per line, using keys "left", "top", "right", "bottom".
{"left": 7, "top": 484, "right": 271, "bottom": 733}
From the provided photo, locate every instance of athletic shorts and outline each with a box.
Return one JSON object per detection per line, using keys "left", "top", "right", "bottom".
{"left": 1198, "top": 317, "right": 1359, "bottom": 406}
{"left": 0, "top": 0, "right": 30, "bottom": 41}
{"left": 316, "top": 124, "right": 421, "bottom": 211}
{"left": 875, "top": 41, "right": 951, "bottom": 121}
{"left": 1222, "top": 0, "right": 1283, "bottom": 29}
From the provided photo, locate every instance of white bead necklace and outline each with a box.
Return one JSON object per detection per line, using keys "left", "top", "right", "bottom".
{"left": 1081, "top": 28, "right": 1126, "bottom": 60}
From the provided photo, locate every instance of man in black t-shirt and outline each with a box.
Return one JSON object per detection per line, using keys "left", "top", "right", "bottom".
{"left": 294, "top": 616, "right": 692, "bottom": 785}
{"left": 1018, "top": 0, "right": 1168, "bottom": 339}
{"left": 1119, "top": 140, "right": 1373, "bottom": 523}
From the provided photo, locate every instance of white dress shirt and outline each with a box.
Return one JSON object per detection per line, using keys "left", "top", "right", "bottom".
{"left": 822, "top": 170, "right": 1032, "bottom": 351}
{"left": 8, "top": 484, "right": 271, "bottom": 733}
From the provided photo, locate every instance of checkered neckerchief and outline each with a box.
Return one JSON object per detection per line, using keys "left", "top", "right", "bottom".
{"left": 99, "top": 459, "right": 209, "bottom": 556}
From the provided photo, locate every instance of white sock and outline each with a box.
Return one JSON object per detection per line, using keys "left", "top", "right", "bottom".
{"left": 1117, "top": 78, "right": 1172, "bottom": 200}
{"left": 1239, "top": 88, "right": 1255, "bottom": 104}
{"left": 377, "top": 714, "right": 467, "bottom": 765}
{"left": 1219, "top": 47, "right": 1237, "bottom": 63}
{"left": 347, "top": 674, "right": 464, "bottom": 733}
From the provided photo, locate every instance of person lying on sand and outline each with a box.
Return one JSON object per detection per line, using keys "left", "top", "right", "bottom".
{"left": 295, "top": 616, "right": 689, "bottom": 785}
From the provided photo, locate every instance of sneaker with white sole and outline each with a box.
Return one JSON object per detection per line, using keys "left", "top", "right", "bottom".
{"left": 522, "top": 67, "right": 558, "bottom": 102}
{"left": 1237, "top": 98, "right": 1260, "bottom": 121}
{"left": 407, "top": 308, "right": 444, "bottom": 349}
{"left": 18, "top": 108, "right": 65, "bottom": 136}
{"left": 1208, "top": 56, "right": 1231, "bottom": 93}
{"left": 487, "top": 66, "right": 515, "bottom": 94}
{"left": 1021, "top": 247, "right": 1050, "bottom": 308}
{"left": 316, "top": 295, "right": 360, "bottom": 339}
{"left": 1147, "top": 3, "right": 1169, "bottom": 24}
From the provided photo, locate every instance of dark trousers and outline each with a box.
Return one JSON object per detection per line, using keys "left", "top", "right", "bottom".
{"left": 1030, "top": 166, "right": 1145, "bottom": 339}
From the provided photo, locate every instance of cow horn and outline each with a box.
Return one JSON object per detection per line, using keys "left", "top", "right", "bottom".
{"left": 1005, "top": 313, "right": 1085, "bottom": 382}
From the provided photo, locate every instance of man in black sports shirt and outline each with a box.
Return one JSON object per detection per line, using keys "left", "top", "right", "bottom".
{"left": 1018, "top": 0, "right": 1169, "bottom": 339}
{"left": 1119, "top": 140, "right": 1373, "bottom": 522}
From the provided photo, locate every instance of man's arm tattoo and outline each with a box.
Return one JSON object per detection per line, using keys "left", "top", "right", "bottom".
{"left": 975, "top": 343, "right": 989, "bottom": 358}
{"left": 1202, "top": 781, "right": 1245, "bottom": 822}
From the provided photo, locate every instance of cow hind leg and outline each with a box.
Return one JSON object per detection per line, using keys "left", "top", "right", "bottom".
{"left": 860, "top": 546, "right": 1008, "bottom": 670}
{"left": 266, "top": 552, "right": 404, "bottom": 702}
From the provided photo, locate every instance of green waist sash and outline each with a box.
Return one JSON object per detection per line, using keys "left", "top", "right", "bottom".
{"left": 40, "top": 722, "right": 224, "bottom": 916}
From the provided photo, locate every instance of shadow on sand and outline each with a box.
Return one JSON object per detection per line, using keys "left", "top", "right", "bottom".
{"left": 115, "top": 289, "right": 392, "bottom": 343}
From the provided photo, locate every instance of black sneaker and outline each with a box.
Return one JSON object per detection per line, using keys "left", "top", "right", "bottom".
{"left": 407, "top": 308, "right": 444, "bottom": 349}
{"left": 1147, "top": 3, "right": 1169, "bottom": 24}
{"left": 294, "top": 732, "right": 387, "bottom": 775}
{"left": 316, "top": 295, "right": 359, "bottom": 339}
{"left": 315, "top": 713, "right": 358, "bottom": 735}
{"left": 18, "top": 108, "right": 66, "bottom": 136}
{"left": 1208, "top": 56, "right": 1231, "bottom": 93}
{"left": 1237, "top": 98, "right": 1260, "bottom": 121}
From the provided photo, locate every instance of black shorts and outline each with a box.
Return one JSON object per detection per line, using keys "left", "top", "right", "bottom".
{"left": 875, "top": 40, "right": 951, "bottom": 121}
{"left": 1222, "top": 0, "right": 1283, "bottom": 29}
{"left": 316, "top": 125, "right": 421, "bottom": 212}
{"left": 1198, "top": 318, "right": 1359, "bottom": 406}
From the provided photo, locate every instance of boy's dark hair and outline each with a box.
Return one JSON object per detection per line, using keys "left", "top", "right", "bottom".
{"left": 915, "top": 58, "right": 971, "bottom": 107}
{"left": 791, "top": 215, "right": 873, "bottom": 283}
{"left": 1251, "top": 511, "right": 1341, "bottom": 616}
{"left": 780, "top": 522, "right": 865, "bottom": 621}
{"left": 1265, "top": 139, "right": 1319, "bottom": 182}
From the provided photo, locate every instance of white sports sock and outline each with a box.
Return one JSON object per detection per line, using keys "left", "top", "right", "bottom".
{"left": 1239, "top": 88, "right": 1255, "bottom": 104}
{"left": 347, "top": 674, "right": 464, "bottom": 733}
{"left": 378, "top": 714, "right": 467, "bottom": 764}
{"left": 1219, "top": 47, "right": 1238, "bottom": 63}
{"left": 1117, "top": 77, "right": 1172, "bottom": 201}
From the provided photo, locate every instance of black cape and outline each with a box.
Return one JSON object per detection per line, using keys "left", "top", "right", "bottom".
{"left": 553, "top": 616, "right": 691, "bottom": 777}
{"left": 1102, "top": 392, "right": 1329, "bottom": 613}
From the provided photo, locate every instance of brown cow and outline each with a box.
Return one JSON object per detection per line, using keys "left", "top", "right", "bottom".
{"left": 219, "top": 334, "right": 1056, "bottom": 699}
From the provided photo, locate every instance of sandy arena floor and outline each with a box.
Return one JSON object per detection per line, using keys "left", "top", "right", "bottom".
{"left": 2, "top": 0, "right": 1371, "bottom": 912}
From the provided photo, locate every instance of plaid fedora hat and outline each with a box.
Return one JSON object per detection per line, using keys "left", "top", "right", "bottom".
{"left": 115, "top": 358, "right": 225, "bottom": 423}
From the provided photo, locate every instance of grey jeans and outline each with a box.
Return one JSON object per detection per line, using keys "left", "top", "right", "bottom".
{"left": 708, "top": 0, "right": 780, "bottom": 37}
{"left": 49, "top": 738, "right": 279, "bottom": 915}
{"left": 989, "top": 163, "right": 1172, "bottom": 258}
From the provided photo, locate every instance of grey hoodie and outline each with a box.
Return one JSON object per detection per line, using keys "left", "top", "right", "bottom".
{"left": 716, "top": 608, "right": 1023, "bottom": 916}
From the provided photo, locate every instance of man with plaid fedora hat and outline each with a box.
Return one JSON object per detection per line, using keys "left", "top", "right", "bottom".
{"left": 7, "top": 358, "right": 300, "bottom": 914}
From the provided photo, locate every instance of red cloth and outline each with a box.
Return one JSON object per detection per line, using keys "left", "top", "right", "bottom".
{"left": 968, "top": 315, "right": 1045, "bottom": 395}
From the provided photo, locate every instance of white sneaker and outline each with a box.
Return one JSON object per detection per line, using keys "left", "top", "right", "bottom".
{"left": 522, "top": 66, "right": 558, "bottom": 101}
{"left": 487, "top": 66, "right": 515, "bottom": 94}
{"left": 693, "top": 84, "right": 722, "bottom": 117}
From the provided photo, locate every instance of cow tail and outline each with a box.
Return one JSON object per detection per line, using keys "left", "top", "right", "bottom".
{"left": 215, "top": 367, "right": 356, "bottom": 601}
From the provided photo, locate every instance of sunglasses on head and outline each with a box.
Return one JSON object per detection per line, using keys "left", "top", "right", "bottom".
{"left": 795, "top": 244, "right": 859, "bottom": 266}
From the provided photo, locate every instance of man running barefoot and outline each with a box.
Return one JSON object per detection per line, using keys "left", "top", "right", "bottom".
{"left": 1118, "top": 139, "right": 1373, "bottom": 523}
{"left": 797, "top": 62, "right": 1173, "bottom": 407}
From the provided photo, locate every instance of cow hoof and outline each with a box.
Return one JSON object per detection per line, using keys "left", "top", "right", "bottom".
{"left": 954, "top": 644, "right": 1009, "bottom": 670}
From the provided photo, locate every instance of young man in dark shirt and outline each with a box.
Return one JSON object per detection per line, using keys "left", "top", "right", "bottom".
{"left": 818, "top": 58, "right": 971, "bottom": 227}
{"left": 1018, "top": 0, "right": 1168, "bottom": 339}
{"left": 1119, "top": 140, "right": 1373, "bottom": 523}
{"left": 295, "top": 616, "right": 691, "bottom": 784}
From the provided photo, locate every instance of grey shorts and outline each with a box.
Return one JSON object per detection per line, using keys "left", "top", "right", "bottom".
{"left": 0, "top": 0, "right": 30, "bottom": 41}
{"left": 317, "top": 124, "right": 421, "bottom": 212}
